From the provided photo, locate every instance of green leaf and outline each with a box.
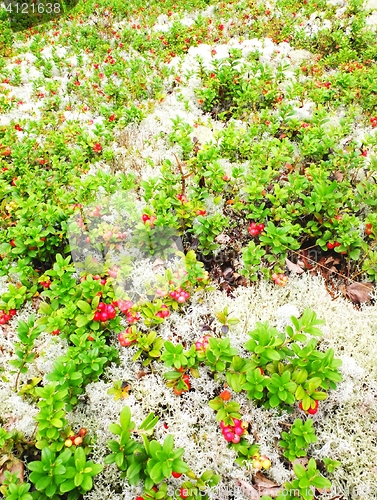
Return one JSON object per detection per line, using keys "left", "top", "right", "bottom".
{"left": 108, "top": 423, "right": 122, "bottom": 435}
{"left": 35, "top": 475, "right": 51, "bottom": 491}
{"left": 59, "top": 479, "right": 75, "bottom": 493}
{"left": 77, "top": 300, "right": 93, "bottom": 314}
{"left": 76, "top": 315, "right": 91, "bottom": 328}
{"left": 120, "top": 406, "right": 131, "bottom": 429}
{"left": 50, "top": 418, "right": 63, "bottom": 428}
{"left": 74, "top": 447, "right": 86, "bottom": 471}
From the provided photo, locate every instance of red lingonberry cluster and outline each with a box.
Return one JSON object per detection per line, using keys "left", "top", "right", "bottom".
{"left": 299, "top": 399, "right": 319, "bottom": 415}
{"left": 169, "top": 288, "right": 190, "bottom": 303}
{"left": 248, "top": 222, "right": 265, "bottom": 237}
{"left": 176, "top": 193, "right": 189, "bottom": 203}
{"left": 195, "top": 209, "right": 207, "bottom": 216}
{"left": 93, "top": 302, "right": 116, "bottom": 322}
{"left": 117, "top": 327, "right": 136, "bottom": 347}
{"left": 141, "top": 213, "right": 156, "bottom": 226}
{"left": 40, "top": 280, "right": 51, "bottom": 288}
{"left": 113, "top": 299, "right": 141, "bottom": 323}
{"left": 195, "top": 334, "right": 210, "bottom": 351}
{"left": 370, "top": 116, "right": 377, "bottom": 128}
{"left": 64, "top": 427, "right": 87, "bottom": 447}
{"left": 366, "top": 223, "right": 373, "bottom": 235}
{"left": 0, "top": 309, "right": 16, "bottom": 325}
{"left": 90, "top": 205, "right": 102, "bottom": 217}
{"left": 220, "top": 418, "right": 244, "bottom": 444}
{"left": 93, "top": 275, "right": 107, "bottom": 285}
{"left": 326, "top": 241, "right": 341, "bottom": 250}
{"left": 272, "top": 273, "right": 288, "bottom": 286}
{"left": 155, "top": 304, "right": 170, "bottom": 319}
{"left": 174, "top": 374, "right": 191, "bottom": 396}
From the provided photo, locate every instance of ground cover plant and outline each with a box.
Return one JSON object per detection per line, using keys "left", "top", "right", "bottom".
{"left": 1, "top": 0, "right": 377, "bottom": 498}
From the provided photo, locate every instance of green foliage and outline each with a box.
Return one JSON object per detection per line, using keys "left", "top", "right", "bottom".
{"left": 279, "top": 418, "right": 318, "bottom": 462}
{"left": 28, "top": 446, "right": 103, "bottom": 499}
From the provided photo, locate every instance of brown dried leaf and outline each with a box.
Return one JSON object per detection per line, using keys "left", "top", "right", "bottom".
{"left": 333, "top": 171, "right": 344, "bottom": 182}
{"left": 346, "top": 282, "right": 373, "bottom": 304}
{"left": 254, "top": 472, "right": 278, "bottom": 488}
{"left": 0, "top": 459, "right": 24, "bottom": 485}
{"left": 236, "top": 479, "right": 260, "bottom": 499}
{"left": 285, "top": 258, "right": 304, "bottom": 274}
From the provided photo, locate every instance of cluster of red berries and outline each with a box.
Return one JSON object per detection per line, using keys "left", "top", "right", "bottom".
{"left": 117, "top": 327, "right": 137, "bottom": 347}
{"left": 93, "top": 302, "right": 116, "bottom": 322}
{"left": 272, "top": 273, "right": 288, "bottom": 286}
{"left": 93, "top": 275, "right": 107, "bottom": 285}
{"left": 195, "top": 209, "right": 207, "bottom": 216}
{"left": 155, "top": 304, "right": 170, "bottom": 319}
{"left": 220, "top": 418, "right": 244, "bottom": 444}
{"left": 176, "top": 193, "right": 189, "bottom": 203}
{"left": 248, "top": 222, "right": 265, "bottom": 237}
{"left": 90, "top": 205, "right": 102, "bottom": 217}
{"left": 173, "top": 373, "right": 191, "bottom": 396}
{"left": 0, "top": 309, "right": 16, "bottom": 325}
{"left": 169, "top": 288, "right": 190, "bottom": 303}
{"left": 195, "top": 334, "right": 211, "bottom": 351}
{"left": 299, "top": 399, "right": 319, "bottom": 415}
{"left": 92, "top": 142, "right": 102, "bottom": 153}
{"left": 370, "top": 117, "right": 377, "bottom": 128}
{"left": 141, "top": 213, "right": 156, "bottom": 226}
{"left": 113, "top": 299, "right": 141, "bottom": 324}
{"left": 40, "top": 280, "right": 51, "bottom": 288}
{"left": 64, "top": 427, "right": 87, "bottom": 447}
{"left": 326, "top": 241, "right": 341, "bottom": 250}
{"left": 366, "top": 223, "right": 373, "bottom": 235}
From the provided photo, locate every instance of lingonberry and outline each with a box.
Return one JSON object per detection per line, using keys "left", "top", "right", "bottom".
{"left": 219, "top": 390, "right": 231, "bottom": 401}
{"left": 179, "top": 489, "right": 189, "bottom": 499}
{"left": 172, "top": 471, "right": 182, "bottom": 478}
{"left": 51, "top": 329, "right": 60, "bottom": 335}
{"left": 78, "top": 428, "right": 87, "bottom": 437}
{"left": 299, "top": 399, "right": 319, "bottom": 415}
{"left": 326, "top": 242, "right": 335, "bottom": 249}
{"left": 73, "top": 436, "right": 83, "bottom": 446}
{"left": 9, "top": 240, "right": 15, "bottom": 247}
{"left": 173, "top": 387, "right": 184, "bottom": 396}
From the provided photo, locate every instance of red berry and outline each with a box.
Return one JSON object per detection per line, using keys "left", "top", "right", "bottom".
{"left": 366, "top": 228, "right": 372, "bottom": 235}
{"left": 219, "top": 390, "right": 231, "bottom": 401}
{"left": 334, "top": 241, "right": 341, "bottom": 247}
{"left": 10, "top": 240, "right": 16, "bottom": 247}
{"left": 257, "top": 223, "right": 265, "bottom": 231}
{"left": 326, "top": 242, "right": 335, "bottom": 249}
{"left": 172, "top": 471, "right": 182, "bottom": 478}
{"left": 142, "top": 214, "right": 149, "bottom": 222}
{"left": 97, "top": 302, "right": 106, "bottom": 311}
{"left": 307, "top": 400, "right": 319, "bottom": 415}
{"left": 93, "top": 312, "right": 102, "bottom": 321}
{"left": 173, "top": 387, "right": 184, "bottom": 396}
{"left": 51, "top": 329, "right": 60, "bottom": 335}
{"left": 179, "top": 488, "right": 189, "bottom": 499}
{"left": 100, "top": 311, "right": 108, "bottom": 322}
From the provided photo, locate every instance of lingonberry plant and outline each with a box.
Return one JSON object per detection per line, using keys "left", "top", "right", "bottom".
{"left": 2, "top": 0, "right": 377, "bottom": 497}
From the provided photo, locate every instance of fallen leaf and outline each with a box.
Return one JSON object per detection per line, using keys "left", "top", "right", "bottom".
{"left": 236, "top": 478, "right": 260, "bottom": 499}
{"left": 215, "top": 233, "right": 231, "bottom": 245}
{"left": 346, "top": 282, "right": 373, "bottom": 304}
{"left": 285, "top": 258, "right": 304, "bottom": 274}
{"left": 0, "top": 458, "right": 24, "bottom": 485}
{"left": 333, "top": 171, "right": 344, "bottom": 182}
{"left": 254, "top": 472, "right": 278, "bottom": 488}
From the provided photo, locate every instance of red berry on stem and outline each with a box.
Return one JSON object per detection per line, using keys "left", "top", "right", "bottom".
{"left": 172, "top": 471, "right": 182, "bottom": 478}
